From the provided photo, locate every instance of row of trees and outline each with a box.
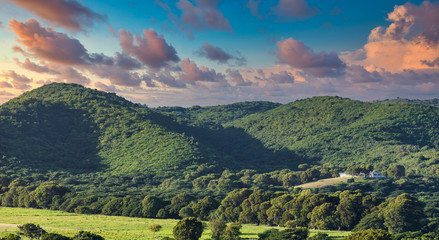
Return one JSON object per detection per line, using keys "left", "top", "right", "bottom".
{"left": 215, "top": 189, "right": 427, "bottom": 234}
{"left": 0, "top": 178, "right": 430, "bottom": 234}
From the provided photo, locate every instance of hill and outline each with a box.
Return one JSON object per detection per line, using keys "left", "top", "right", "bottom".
{"left": 1, "top": 84, "right": 439, "bottom": 197}
{"left": 226, "top": 96, "right": 439, "bottom": 173}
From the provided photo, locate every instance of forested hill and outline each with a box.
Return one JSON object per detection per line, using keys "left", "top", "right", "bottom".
{"left": 0, "top": 83, "right": 281, "bottom": 180}
{"left": 1, "top": 83, "right": 439, "bottom": 195}
{"left": 227, "top": 96, "right": 439, "bottom": 172}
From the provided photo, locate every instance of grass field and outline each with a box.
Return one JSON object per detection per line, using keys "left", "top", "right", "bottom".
{"left": 0, "top": 207, "right": 350, "bottom": 239}
{"left": 296, "top": 177, "right": 354, "bottom": 189}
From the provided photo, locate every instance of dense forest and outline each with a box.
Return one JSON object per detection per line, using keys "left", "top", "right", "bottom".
{"left": 1, "top": 83, "right": 439, "bottom": 239}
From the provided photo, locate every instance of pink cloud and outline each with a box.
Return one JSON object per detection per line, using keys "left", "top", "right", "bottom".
{"left": 2, "top": 70, "right": 33, "bottom": 90}
{"left": 119, "top": 29, "right": 179, "bottom": 70}
{"left": 15, "top": 58, "right": 60, "bottom": 74}
{"left": 277, "top": 37, "right": 345, "bottom": 77}
{"left": 272, "top": 0, "right": 319, "bottom": 19}
{"left": 6, "top": 0, "right": 106, "bottom": 32}
{"left": 179, "top": 58, "right": 226, "bottom": 84}
{"left": 9, "top": 18, "right": 91, "bottom": 65}
{"left": 176, "top": 0, "right": 232, "bottom": 32}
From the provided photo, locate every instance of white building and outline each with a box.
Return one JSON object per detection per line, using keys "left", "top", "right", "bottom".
{"left": 368, "top": 171, "right": 385, "bottom": 178}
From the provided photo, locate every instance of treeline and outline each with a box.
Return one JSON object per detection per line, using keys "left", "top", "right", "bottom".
{"left": 0, "top": 175, "right": 434, "bottom": 236}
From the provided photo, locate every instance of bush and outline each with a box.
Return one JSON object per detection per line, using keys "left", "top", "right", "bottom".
{"left": 74, "top": 231, "right": 105, "bottom": 240}
{"left": 41, "top": 233, "right": 71, "bottom": 240}
{"left": 173, "top": 217, "right": 203, "bottom": 240}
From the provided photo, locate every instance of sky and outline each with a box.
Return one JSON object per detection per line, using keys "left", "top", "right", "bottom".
{"left": 0, "top": 0, "right": 438, "bottom": 106}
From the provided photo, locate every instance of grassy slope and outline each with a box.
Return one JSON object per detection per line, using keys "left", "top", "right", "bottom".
{"left": 0, "top": 207, "right": 350, "bottom": 240}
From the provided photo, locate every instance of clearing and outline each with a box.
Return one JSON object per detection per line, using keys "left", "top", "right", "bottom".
{"left": 296, "top": 177, "right": 354, "bottom": 189}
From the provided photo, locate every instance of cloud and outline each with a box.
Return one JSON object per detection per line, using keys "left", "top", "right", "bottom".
{"left": 343, "top": 1, "right": 439, "bottom": 73}
{"left": 179, "top": 58, "right": 226, "bottom": 84}
{"left": 196, "top": 42, "right": 246, "bottom": 66}
{"left": 246, "top": 0, "right": 263, "bottom": 19}
{"left": 0, "top": 21, "right": 3, "bottom": 29}
{"left": 226, "top": 68, "right": 252, "bottom": 86}
{"left": 90, "top": 64, "right": 153, "bottom": 87}
{"left": 119, "top": 29, "right": 180, "bottom": 70}
{"left": 112, "top": 52, "right": 140, "bottom": 70}
{"left": 15, "top": 58, "right": 60, "bottom": 74}
{"left": 176, "top": 0, "right": 232, "bottom": 32}
{"left": 0, "top": 91, "right": 15, "bottom": 97}
{"left": 54, "top": 67, "right": 91, "bottom": 85}
{"left": 268, "top": 71, "right": 295, "bottom": 84}
{"left": 277, "top": 37, "right": 346, "bottom": 77}
{"left": 6, "top": 0, "right": 106, "bottom": 32}
{"left": 94, "top": 82, "right": 117, "bottom": 92}
{"left": 422, "top": 57, "right": 439, "bottom": 67}
{"left": 9, "top": 18, "right": 91, "bottom": 65}
{"left": 272, "top": 0, "right": 319, "bottom": 20}
{"left": 153, "top": 72, "right": 186, "bottom": 88}
{"left": 0, "top": 82, "right": 13, "bottom": 88}
{"left": 2, "top": 70, "right": 33, "bottom": 90}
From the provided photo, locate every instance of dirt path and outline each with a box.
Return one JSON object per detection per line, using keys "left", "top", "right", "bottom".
{"left": 0, "top": 223, "right": 18, "bottom": 228}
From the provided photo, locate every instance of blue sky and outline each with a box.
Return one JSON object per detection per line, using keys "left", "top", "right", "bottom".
{"left": 0, "top": 0, "right": 438, "bottom": 106}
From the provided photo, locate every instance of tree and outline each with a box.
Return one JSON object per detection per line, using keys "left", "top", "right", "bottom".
{"left": 41, "top": 233, "right": 71, "bottom": 240}
{"left": 217, "top": 189, "right": 252, "bottom": 222}
{"left": 307, "top": 202, "right": 338, "bottom": 230}
{"left": 221, "top": 222, "right": 242, "bottom": 240}
{"left": 192, "top": 196, "right": 219, "bottom": 220}
{"left": 344, "top": 229, "right": 392, "bottom": 240}
{"left": 74, "top": 231, "right": 105, "bottom": 240}
{"left": 173, "top": 217, "right": 203, "bottom": 240}
{"left": 148, "top": 224, "right": 162, "bottom": 238}
{"left": 383, "top": 193, "right": 426, "bottom": 234}
{"left": 208, "top": 218, "right": 227, "bottom": 240}
{"left": 258, "top": 228, "right": 308, "bottom": 240}
{"left": 387, "top": 165, "right": 405, "bottom": 178}
{"left": 18, "top": 223, "right": 47, "bottom": 239}
{"left": 336, "top": 190, "right": 364, "bottom": 230}
{"left": 142, "top": 195, "right": 165, "bottom": 218}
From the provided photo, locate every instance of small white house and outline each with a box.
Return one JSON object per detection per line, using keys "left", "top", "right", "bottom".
{"left": 368, "top": 171, "right": 386, "bottom": 178}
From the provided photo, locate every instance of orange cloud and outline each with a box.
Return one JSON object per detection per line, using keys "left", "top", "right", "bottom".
{"left": 343, "top": 1, "right": 439, "bottom": 73}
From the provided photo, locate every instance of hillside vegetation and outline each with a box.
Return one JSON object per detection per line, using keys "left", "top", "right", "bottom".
{"left": 1, "top": 83, "right": 439, "bottom": 197}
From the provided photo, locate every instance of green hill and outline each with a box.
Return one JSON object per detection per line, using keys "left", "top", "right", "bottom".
{"left": 0, "top": 83, "right": 206, "bottom": 179}
{"left": 2, "top": 84, "right": 439, "bottom": 197}
{"left": 227, "top": 96, "right": 439, "bottom": 172}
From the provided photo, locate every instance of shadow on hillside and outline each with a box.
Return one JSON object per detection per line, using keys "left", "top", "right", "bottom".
{"left": 0, "top": 101, "right": 104, "bottom": 173}
{"left": 147, "top": 112, "right": 306, "bottom": 171}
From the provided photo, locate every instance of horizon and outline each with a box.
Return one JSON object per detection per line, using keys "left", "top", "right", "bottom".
{"left": 3, "top": 82, "right": 438, "bottom": 108}
{"left": 1, "top": 0, "right": 439, "bottom": 107}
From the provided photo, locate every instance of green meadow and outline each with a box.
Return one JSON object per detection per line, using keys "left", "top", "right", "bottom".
{"left": 0, "top": 207, "right": 350, "bottom": 239}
